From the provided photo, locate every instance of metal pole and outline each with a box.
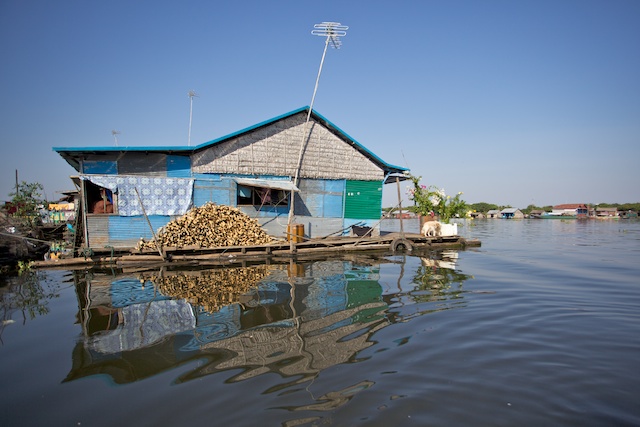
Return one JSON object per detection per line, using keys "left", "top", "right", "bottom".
{"left": 188, "top": 96, "right": 193, "bottom": 146}
{"left": 188, "top": 90, "right": 198, "bottom": 146}
{"left": 287, "top": 22, "right": 347, "bottom": 252}
{"left": 288, "top": 36, "right": 330, "bottom": 235}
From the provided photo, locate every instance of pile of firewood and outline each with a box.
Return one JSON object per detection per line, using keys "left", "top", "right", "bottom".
{"left": 145, "top": 265, "right": 271, "bottom": 313}
{"left": 137, "top": 203, "right": 272, "bottom": 250}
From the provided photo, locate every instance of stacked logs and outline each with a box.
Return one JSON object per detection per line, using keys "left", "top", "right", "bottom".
{"left": 137, "top": 203, "right": 272, "bottom": 250}
{"left": 144, "top": 265, "right": 271, "bottom": 313}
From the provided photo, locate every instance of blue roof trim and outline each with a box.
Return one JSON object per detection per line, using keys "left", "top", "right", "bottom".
{"left": 192, "top": 106, "right": 309, "bottom": 150}
{"left": 309, "top": 109, "right": 408, "bottom": 173}
{"left": 53, "top": 145, "right": 192, "bottom": 153}
{"left": 53, "top": 106, "right": 407, "bottom": 174}
{"left": 190, "top": 106, "right": 406, "bottom": 172}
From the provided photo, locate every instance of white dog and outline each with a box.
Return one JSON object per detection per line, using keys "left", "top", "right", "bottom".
{"left": 421, "top": 221, "right": 441, "bottom": 237}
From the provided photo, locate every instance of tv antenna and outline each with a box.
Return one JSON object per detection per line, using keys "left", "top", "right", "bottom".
{"left": 288, "top": 21, "right": 348, "bottom": 245}
{"left": 188, "top": 90, "right": 199, "bottom": 146}
{"left": 111, "top": 129, "right": 121, "bottom": 146}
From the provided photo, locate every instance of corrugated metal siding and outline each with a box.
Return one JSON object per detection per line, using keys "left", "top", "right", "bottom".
{"left": 86, "top": 215, "right": 172, "bottom": 248}
{"left": 86, "top": 216, "right": 110, "bottom": 247}
{"left": 304, "top": 217, "right": 344, "bottom": 238}
{"left": 193, "top": 176, "right": 232, "bottom": 207}
{"left": 119, "top": 153, "right": 167, "bottom": 176}
{"left": 167, "top": 155, "right": 191, "bottom": 178}
{"left": 82, "top": 160, "right": 117, "bottom": 174}
{"left": 108, "top": 215, "right": 171, "bottom": 247}
{"left": 344, "top": 180, "right": 382, "bottom": 220}
{"left": 299, "top": 179, "right": 344, "bottom": 218}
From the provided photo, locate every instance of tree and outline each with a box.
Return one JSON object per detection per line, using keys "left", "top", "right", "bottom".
{"left": 468, "top": 202, "right": 499, "bottom": 213}
{"left": 8, "top": 181, "right": 46, "bottom": 228}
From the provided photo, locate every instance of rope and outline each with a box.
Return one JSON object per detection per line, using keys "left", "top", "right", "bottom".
{"left": 80, "top": 247, "right": 94, "bottom": 259}
{"left": 105, "top": 245, "right": 115, "bottom": 263}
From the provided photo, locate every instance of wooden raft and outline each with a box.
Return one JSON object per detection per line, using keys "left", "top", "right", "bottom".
{"left": 31, "top": 232, "right": 481, "bottom": 270}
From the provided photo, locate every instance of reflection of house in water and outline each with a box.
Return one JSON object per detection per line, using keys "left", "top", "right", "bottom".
{"left": 65, "top": 261, "right": 388, "bottom": 385}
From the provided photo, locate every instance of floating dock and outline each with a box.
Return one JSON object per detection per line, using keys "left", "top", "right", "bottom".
{"left": 32, "top": 232, "right": 480, "bottom": 270}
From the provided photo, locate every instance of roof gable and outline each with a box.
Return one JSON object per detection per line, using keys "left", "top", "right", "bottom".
{"left": 191, "top": 108, "right": 402, "bottom": 180}
{"left": 53, "top": 107, "right": 406, "bottom": 178}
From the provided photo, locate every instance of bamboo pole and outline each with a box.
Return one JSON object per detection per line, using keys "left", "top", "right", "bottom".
{"left": 134, "top": 188, "right": 165, "bottom": 260}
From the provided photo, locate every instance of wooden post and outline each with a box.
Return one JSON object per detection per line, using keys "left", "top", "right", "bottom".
{"left": 396, "top": 176, "right": 404, "bottom": 237}
{"left": 134, "top": 188, "right": 165, "bottom": 260}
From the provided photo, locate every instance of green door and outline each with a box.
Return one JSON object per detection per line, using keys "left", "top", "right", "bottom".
{"left": 344, "top": 180, "right": 382, "bottom": 219}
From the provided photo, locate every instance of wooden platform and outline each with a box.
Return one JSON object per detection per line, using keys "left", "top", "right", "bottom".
{"left": 32, "top": 232, "right": 480, "bottom": 270}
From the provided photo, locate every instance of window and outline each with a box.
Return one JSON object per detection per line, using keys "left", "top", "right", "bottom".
{"left": 237, "top": 185, "right": 289, "bottom": 208}
{"left": 85, "top": 181, "right": 117, "bottom": 214}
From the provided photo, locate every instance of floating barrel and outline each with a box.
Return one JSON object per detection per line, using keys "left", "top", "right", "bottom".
{"left": 287, "top": 223, "right": 305, "bottom": 243}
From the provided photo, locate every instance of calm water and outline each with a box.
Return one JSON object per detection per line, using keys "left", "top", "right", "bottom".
{"left": 1, "top": 219, "right": 639, "bottom": 426}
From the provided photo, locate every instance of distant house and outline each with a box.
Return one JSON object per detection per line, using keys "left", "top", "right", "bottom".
{"left": 53, "top": 107, "right": 407, "bottom": 248}
{"left": 552, "top": 204, "right": 589, "bottom": 218}
{"left": 595, "top": 207, "right": 618, "bottom": 217}
{"left": 486, "top": 209, "right": 501, "bottom": 219}
{"left": 500, "top": 208, "right": 524, "bottom": 219}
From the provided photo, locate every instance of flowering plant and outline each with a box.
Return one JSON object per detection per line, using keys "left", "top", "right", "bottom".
{"left": 406, "top": 173, "right": 467, "bottom": 224}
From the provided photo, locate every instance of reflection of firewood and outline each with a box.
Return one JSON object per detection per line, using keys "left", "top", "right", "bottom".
{"left": 143, "top": 265, "right": 272, "bottom": 313}
{"left": 137, "top": 203, "right": 272, "bottom": 250}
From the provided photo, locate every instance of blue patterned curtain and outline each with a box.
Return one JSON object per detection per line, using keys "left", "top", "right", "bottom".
{"left": 81, "top": 175, "right": 194, "bottom": 216}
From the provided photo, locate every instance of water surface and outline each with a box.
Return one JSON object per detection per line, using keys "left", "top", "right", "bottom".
{"left": 1, "top": 219, "right": 639, "bottom": 426}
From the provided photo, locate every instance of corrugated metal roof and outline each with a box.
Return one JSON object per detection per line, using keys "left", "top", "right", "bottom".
{"left": 234, "top": 178, "right": 299, "bottom": 192}
{"left": 501, "top": 208, "right": 520, "bottom": 214}
{"left": 53, "top": 107, "right": 408, "bottom": 175}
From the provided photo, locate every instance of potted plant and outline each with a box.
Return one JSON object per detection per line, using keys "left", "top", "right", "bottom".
{"left": 406, "top": 173, "right": 467, "bottom": 236}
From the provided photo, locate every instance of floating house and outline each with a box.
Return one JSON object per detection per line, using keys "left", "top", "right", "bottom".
{"left": 486, "top": 209, "right": 501, "bottom": 219}
{"left": 499, "top": 208, "right": 524, "bottom": 219}
{"left": 54, "top": 107, "right": 407, "bottom": 249}
{"left": 595, "top": 207, "right": 618, "bottom": 218}
{"left": 552, "top": 204, "right": 589, "bottom": 218}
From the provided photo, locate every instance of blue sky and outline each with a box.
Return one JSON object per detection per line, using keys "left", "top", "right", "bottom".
{"left": 1, "top": 0, "right": 639, "bottom": 209}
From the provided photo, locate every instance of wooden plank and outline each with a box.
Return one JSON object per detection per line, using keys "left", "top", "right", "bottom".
{"left": 33, "top": 234, "right": 480, "bottom": 270}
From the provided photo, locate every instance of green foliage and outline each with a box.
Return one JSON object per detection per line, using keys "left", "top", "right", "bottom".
{"left": 17, "top": 261, "right": 34, "bottom": 274}
{"left": 0, "top": 269, "right": 59, "bottom": 323}
{"left": 410, "top": 254, "right": 474, "bottom": 305}
{"left": 595, "top": 202, "right": 640, "bottom": 212}
{"left": 8, "top": 181, "right": 46, "bottom": 228}
{"left": 406, "top": 174, "right": 467, "bottom": 223}
{"left": 521, "top": 204, "right": 552, "bottom": 215}
{"left": 468, "top": 202, "right": 499, "bottom": 213}
{"left": 386, "top": 200, "right": 640, "bottom": 215}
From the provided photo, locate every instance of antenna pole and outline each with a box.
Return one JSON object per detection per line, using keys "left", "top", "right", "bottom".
{"left": 188, "top": 90, "right": 198, "bottom": 146}
{"left": 111, "top": 130, "right": 120, "bottom": 146}
{"left": 287, "top": 22, "right": 348, "bottom": 251}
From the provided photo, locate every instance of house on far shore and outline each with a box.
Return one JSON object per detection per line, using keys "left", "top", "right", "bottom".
{"left": 486, "top": 209, "right": 501, "bottom": 219}
{"left": 595, "top": 207, "right": 618, "bottom": 218}
{"left": 529, "top": 209, "right": 546, "bottom": 218}
{"left": 500, "top": 208, "right": 524, "bottom": 219}
{"left": 53, "top": 107, "right": 407, "bottom": 249}
{"left": 552, "top": 204, "right": 589, "bottom": 218}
